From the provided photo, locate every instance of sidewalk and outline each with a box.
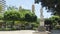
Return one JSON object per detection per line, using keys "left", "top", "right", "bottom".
{"left": 0, "top": 30, "right": 35, "bottom": 34}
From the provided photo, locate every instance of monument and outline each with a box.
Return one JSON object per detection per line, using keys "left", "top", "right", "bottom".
{"left": 38, "top": 6, "right": 45, "bottom": 31}
{"left": 33, "top": 6, "right": 49, "bottom": 34}
{"left": 32, "top": 4, "right": 45, "bottom": 31}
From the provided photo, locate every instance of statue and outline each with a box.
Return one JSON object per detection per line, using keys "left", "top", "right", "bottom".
{"left": 0, "top": 0, "right": 6, "bottom": 13}
{"left": 38, "top": 6, "right": 45, "bottom": 31}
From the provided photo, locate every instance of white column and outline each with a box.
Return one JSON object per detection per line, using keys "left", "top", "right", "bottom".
{"left": 40, "top": 7, "right": 44, "bottom": 26}
{"left": 37, "top": 6, "right": 45, "bottom": 31}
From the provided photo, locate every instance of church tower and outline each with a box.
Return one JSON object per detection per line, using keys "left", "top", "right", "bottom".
{"left": 32, "top": 4, "right": 35, "bottom": 14}
{"left": 19, "top": 6, "right": 22, "bottom": 12}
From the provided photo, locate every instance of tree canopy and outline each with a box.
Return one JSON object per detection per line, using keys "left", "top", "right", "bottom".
{"left": 44, "top": 16, "right": 60, "bottom": 29}
{"left": 25, "top": 13, "right": 37, "bottom": 22}
{"left": 4, "top": 6, "right": 37, "bottom": 22}
{"left": 35, "top": 0, "right": 60, "bottom": 16}
{"left": 4, "top": 10, "right": 20, "bottom": 21}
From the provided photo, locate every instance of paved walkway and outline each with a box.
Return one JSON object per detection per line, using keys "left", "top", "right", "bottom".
{"left": 0, "top": 30, "right": 36, "bottom": 34}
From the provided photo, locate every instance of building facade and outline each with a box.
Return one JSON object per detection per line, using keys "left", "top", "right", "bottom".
{"left": 0, "top": 0, "right": 6, "bottom": 13}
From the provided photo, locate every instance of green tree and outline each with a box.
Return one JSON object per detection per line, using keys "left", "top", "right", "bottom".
{"left": 7, "top": 6, "right": 18, "bottom": 10}
{"left": 18, "top": 7, "right": 37, "bottom": 30}
{"left": 25, "top": 13, "right": 37, "bottom": 22}
{"left": 3, "top": 6, "right": 37, "bottom": 30}
{"left": 4, "top": 9, "right": 21, "bottom": 29}
{"left": 45, "top": 16, "right": 60, "bottom": 29}
{"left": 19, "top": 8, "right": 33, "bottom": 25}
{"left": 19, "top": 9, "right": 32, "bottom": 18}
{"left": 35, "top": 0, "right": 60, "bottom": 16}
{"left": 0, "top": 14, "right": 3, "bottom": 20}
{"left": 4, "top": 10, "right": 20, "bottom": 22}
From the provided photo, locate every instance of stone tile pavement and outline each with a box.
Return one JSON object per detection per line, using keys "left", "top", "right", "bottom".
{"left": 0, "top": 30, "right": 51, "bottom": 34}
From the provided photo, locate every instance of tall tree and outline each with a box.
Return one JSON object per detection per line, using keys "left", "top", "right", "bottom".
{"left": 4, "top": 10, "right": 20, "bottom": 22}
{"left": 25, "top": 13, "right": 37, "bottom": 22}
{"left": 45, "top": 16, "right": 60, "bottom": 29}
{"left": 35, "top": 0, "right": 60, "bottom": 16}
{"left": 7, "top": 6, "right": 18, "bottom": 11}
{"left": 18, "top": 7, "right": 37, "bottom": 29}
{"left": 4, "top": 9, "right": 21, "bottom": 28}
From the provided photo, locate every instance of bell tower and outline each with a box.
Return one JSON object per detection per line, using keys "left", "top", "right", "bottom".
{"left": 32, "top": 4, "right": 35, "bottom": 14}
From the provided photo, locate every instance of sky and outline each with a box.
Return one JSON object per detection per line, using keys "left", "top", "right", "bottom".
{"left": 5, "top": 0, "right": 52, "bottom": 18}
